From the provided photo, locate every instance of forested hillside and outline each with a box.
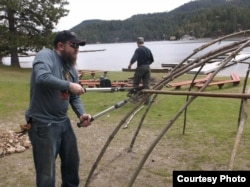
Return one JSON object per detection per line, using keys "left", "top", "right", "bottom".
{"left": 71, "top": 0, "right": 250, "bottom": 44}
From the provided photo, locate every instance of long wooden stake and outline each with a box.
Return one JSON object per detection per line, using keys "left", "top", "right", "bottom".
{"left": 123, "top": 105, "right": 144, "bottom": 129}
{"left": 229, "top": 89, "right": 249, "bottom": 170}
{"left": 84, "top": 100, "right": 145, "bottom": 187}
{"left": 128, "top": 93, "right": 159, "bottom": 151}
{"left": 229, "top": 66, "right": 250, "bottom": 169}
{"left": 142, "top": 90, "right": 250, "bottom": 99}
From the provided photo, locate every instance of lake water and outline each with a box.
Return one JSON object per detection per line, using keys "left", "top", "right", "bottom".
{"left": 3, "top": 39, "right": 250, "bottom": 76}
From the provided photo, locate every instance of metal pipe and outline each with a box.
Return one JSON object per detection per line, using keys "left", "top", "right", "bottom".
{"left": 77, "top": 100, "right": 128, "bottom": 127}
{"left": 84, "top": 87, "right": 132, "bottom": 92}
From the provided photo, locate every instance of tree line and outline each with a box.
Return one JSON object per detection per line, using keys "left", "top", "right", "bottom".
{"left": 71, "top": 0, "right": 250, "bottom": 43}
{"left": 1, "top": 0, "right": 250, "bottom": 67}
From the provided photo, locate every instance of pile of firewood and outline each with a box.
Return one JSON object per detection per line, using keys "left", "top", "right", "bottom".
{"left": 0, "top": 129, "right": 31, "bottom": 158}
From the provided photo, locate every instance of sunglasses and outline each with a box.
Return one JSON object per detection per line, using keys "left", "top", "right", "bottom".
{"left": 64, "top": 42, "right": 79, "bottom": 49}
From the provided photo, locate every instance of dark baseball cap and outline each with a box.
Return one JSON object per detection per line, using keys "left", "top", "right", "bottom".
{"left": 54, "top": 30, "right": 86, "bottom": 46}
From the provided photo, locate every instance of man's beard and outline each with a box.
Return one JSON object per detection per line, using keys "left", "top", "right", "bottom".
{"left": 61, "top": 50, "right": 76, "bottom": 67}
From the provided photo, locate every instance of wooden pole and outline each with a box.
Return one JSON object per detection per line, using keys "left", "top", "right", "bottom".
{"left": 228, "top": 89, "right": 250, "bottom": 170}
{"left": 142, "top": 90, "right": 250, "bottom": 99}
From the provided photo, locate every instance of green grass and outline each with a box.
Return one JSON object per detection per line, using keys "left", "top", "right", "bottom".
{"left": 1, "top": 65, "right": 250, "bottom": 133}
{"left": 0, "top": 66, "right": 31, "bottom": 116}
{"left": 1, "top": 65, "right": 250, "bottom": 186}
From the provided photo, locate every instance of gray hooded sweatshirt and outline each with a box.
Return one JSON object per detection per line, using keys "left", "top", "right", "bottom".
{"left": 25, "top": 48, "right": 84, "bottom": 124}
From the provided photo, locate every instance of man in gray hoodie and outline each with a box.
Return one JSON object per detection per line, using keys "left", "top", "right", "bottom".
{"left": 25, "top": 30, "right": 92, "bottom": 187}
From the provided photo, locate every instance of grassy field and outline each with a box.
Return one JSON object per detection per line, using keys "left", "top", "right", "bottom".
{"left": 0, "top": 65, "right": 250, "bottom": 186}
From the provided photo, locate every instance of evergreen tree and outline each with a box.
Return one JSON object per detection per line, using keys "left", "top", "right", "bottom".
{"left": 0, "top": 0, "right": 69, "bottom": 67}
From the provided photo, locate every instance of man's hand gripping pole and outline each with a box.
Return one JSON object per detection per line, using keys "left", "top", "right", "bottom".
{"left": 77, "top": 86, "right": 144, "bottom": 127}
{"left": 77, "top": 100, "right": 128, "bottom": 127}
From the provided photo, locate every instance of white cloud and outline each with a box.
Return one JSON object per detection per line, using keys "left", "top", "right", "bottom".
{"left": 56, "top": 0, "right": 191, "bottom": 30}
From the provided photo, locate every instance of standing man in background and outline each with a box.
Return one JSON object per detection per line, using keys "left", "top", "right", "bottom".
{"left": 128, "top": 37, "right": 154, "bottom": 104}
{"left": 25, "top": 30, "right": 92, "bottom": 187}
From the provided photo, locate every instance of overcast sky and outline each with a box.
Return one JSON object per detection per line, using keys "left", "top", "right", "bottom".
{"left": 56, "top": 0, "right": 192, "bottom": 31}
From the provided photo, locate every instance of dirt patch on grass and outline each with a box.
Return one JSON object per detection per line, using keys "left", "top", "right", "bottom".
{"left": 0, "top": 113, "right": 249, "bottom": 187}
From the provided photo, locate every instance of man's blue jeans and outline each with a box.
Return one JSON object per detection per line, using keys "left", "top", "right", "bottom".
{"left": 28, "top": 118, "right": 80, "bottom": 187}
